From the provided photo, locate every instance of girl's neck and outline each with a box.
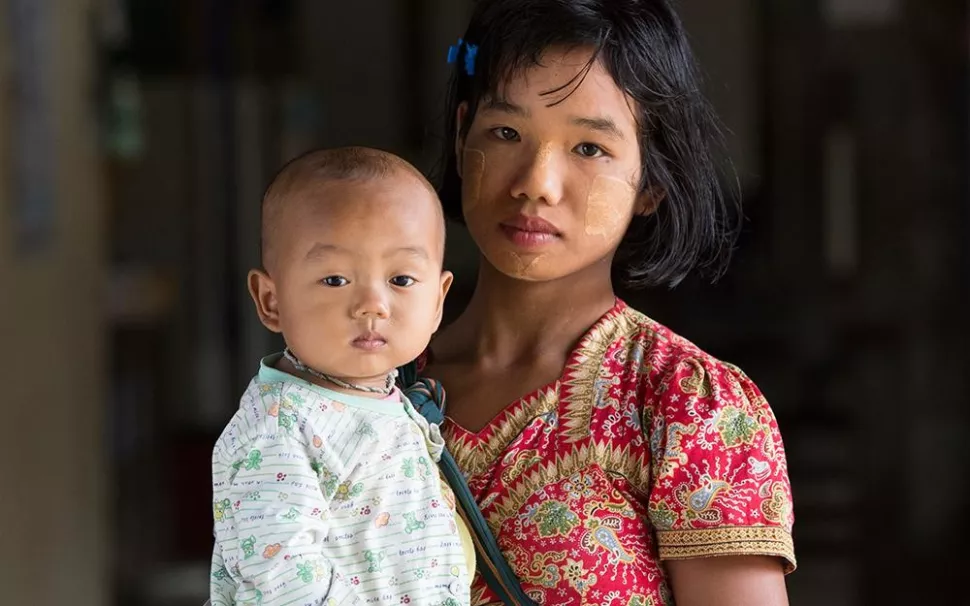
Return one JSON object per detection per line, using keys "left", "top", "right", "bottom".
{"left": 441, "top": 258, "right": 617, "bottom": 368}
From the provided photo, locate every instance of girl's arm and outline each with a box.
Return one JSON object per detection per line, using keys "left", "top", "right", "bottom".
{"left": 667, "top": 556, "right": 790, "bottom": 606}
{"left": 643, "top": 356, "right": 796, "bottom": 602}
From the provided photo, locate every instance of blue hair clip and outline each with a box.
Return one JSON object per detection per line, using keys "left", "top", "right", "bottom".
{"left": 447, "top": 38, "right": 463, "bottom": 64}
{"left": 446, "top": 38, "right": 478, "bottom": 76}
{"left": 464, "top": 43, "right": 478, "bottom": 76}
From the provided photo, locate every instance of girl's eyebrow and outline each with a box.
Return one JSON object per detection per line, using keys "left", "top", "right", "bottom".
{"left": 570, "top": 115, "right": 625, "bottom": 141}
{"left": 482, "top": 98, "right": 530, "bottom": 117}
{"left": 482, "top": 98, "right": 625, "bottom": 140}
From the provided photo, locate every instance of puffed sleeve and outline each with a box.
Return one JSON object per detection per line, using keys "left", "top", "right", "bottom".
{"left": 644, "top": 356, "right": 796, "bottom": 572}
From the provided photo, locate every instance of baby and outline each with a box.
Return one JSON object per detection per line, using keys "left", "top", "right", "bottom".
{"left": 209, "top": 147, "right": 471, "bottom": 606}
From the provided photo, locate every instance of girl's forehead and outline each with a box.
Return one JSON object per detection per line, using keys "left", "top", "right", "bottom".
{"left": 497, "top": 47, "right": 598, "bottom": 94}
{"left": 488, "top": 49, "right": 638, "bottom": 129}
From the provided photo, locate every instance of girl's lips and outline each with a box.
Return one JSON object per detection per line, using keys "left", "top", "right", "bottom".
{"left": 499, "top": 214, "right": 562, "bottom": 248}
{"left": 500, "top": 225, "right": 560, "bottom": 248}
{"left": 500, "top": 214, "right": 560, "bottom": 235}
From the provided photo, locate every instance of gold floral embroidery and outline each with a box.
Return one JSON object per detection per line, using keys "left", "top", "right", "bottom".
{"left": 657, "top": 422, "right": 697, "bottom": 478}
{"left": 583, "top": 498, "right": 638, "bottom": 520}
{"left": 487, "top": 440, "right": 652, "bottom": 528}
{"left": 447, "top": 389, "right": 559, "bottom": 475}
{"left": 674, "top": 484, "right": 722, "bottom": 524}
{"left": 501, "top": 449, "right": 544, "bottom": 485}
{"left": 581, "top": 518, "right": 636, "bottom": 564}
{"left": 760, "top": 481, "right": 792, "bottom": 524}
{"left": 678, "top": 358, "right": 712, "bottom": 397}
{"left": 530, "top": 500, "right": 580, "bottom": 537}
{"left": 563, "top": 558, "right": 597, "bottom": 595}
{"left": 685, "top": 478, "right": 732, "bottom": 513}
{"left": 657, "top": 526, "right": 796, "bottom": 573}
{"left": 648, "top": 500, "right": 679, "bottom": 530}
{"left": 469, "top": 584, "right": 494, "bottom": 606}
{"left": 511, "top": 547, "right": 566, "bottom": 588}
{"left": 715, "top": 405, "right": 761, "bottom": 448}
{"left": 560, "top": 306, "right": 646, "bottom": 444}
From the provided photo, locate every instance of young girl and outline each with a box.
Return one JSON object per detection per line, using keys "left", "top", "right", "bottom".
{"left": 419, "top": 0, "right": 795, "bottom": 604}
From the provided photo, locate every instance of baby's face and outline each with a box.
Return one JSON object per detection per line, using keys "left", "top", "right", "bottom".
{"left": 269, "top": 173, "right": 451, "bottom": 383}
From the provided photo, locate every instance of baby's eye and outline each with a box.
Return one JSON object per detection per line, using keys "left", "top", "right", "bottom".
{"left": 574, "top": 142, "right": 606, "bottom": 158}
{"left": 321, "top": 276, "right": 348, "bottom": 287}
{"left": 490, "top": 126, "right": 520, "bottom": 142}
{"left": 389, "top": 275, "right": 416, "bottom": 287}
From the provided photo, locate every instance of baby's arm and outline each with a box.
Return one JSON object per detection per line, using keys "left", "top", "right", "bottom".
{"left": 212, "top": 426, "right": 359, "bottom": 605}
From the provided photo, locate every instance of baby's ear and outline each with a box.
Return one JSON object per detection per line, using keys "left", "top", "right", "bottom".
{"left": 248, "top": 269, "right": 282, "bottom": 333}
{"left": 433, "top": 270, "right": 455, "bottom": 332}
{"left": 635, "top": 186, "right": 665, "bottom": 216}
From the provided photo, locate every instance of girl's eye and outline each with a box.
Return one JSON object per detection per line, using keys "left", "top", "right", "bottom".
{"left": 574, "top": 142, "right": 605, "bottom": 158}
{"left": 389, "top": 275, "right": 416, "bottom": 287}
{"left": 321, "top": 276, "right": 348, "bottom": 287}
{"left": 490, "top": 126, "right": 520, "bottom": 142}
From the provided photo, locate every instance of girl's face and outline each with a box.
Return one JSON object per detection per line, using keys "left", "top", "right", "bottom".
{"left": 457, "top": 47, "right": 655, "bottom": 283}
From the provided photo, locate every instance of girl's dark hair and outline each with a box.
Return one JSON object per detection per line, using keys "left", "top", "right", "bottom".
{"left": 436, "top": 0, "right": 740, "bottom": 288}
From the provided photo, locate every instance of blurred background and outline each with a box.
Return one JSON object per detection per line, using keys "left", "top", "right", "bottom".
{"left": 0, "top": 0, "right": 967, "bottom": 604}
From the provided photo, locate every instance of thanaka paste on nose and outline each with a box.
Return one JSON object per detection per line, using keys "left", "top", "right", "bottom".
{"left": 534, "top": 143, "right": 554, "bottom": 169}
{"left": 585, "top": 175, "right": 633, "bottom": 237}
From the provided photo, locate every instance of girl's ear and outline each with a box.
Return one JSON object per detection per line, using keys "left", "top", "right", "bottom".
{"left": 455, "top": 102, "right": 469, "bottom": 178}
{"left": 635, "top": 186, "right": 665, "bottom": 216}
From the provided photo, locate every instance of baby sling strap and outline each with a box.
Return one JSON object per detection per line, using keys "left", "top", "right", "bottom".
{"left": 399, "top": 364, "right": 538, "bottom": 606}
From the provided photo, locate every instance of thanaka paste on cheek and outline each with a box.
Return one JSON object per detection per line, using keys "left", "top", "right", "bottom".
{"left": 584, "top": 175, "right": 635, "bottom": 238}
{"left": 461, "top": 148, "right": 486, "bottom": 211}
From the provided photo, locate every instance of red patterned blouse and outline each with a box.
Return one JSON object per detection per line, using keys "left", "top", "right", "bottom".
{"left": 424, "top": 299, "right": 795, "bottom": 605}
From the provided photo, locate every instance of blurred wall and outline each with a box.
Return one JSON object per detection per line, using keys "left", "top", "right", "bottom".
{"left": 680, "top": 0, "right": 761, "bottom": 184}
{"left": 0, "top": 0, "right": 109, "bottom": 603}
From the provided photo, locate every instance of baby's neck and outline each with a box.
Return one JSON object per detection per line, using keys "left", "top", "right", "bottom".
{"left": 275, "top": 355, "right": 398, "bottom": 400}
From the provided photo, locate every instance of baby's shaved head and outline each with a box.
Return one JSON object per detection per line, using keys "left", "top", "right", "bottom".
{"left": 260, "top": 147, "right": 445, "bottom": 272}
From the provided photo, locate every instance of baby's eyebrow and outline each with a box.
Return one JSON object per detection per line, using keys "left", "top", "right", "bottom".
{"left": 304, "top": 242, "right": 346, "bottom": 260}
{"left": 388, "top": 246, "right": 431, "bottom": 260}
{"left": 304, "top": 243, "right": 431, "bottom": 261}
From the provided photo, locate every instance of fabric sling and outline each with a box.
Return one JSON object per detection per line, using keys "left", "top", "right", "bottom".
{"left": 399, "top": 363, "right": 537, "bottom": 606}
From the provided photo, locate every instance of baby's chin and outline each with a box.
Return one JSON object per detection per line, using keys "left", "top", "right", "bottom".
{"left": 338, "top": 351, "right": 424, "bottom": 382}
{"left": 289, "top": 337, "right": 428, "bottom": 384}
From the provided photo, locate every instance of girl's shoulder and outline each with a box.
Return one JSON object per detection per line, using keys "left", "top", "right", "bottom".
{"left": 598, "top": 300, "right": 758, "bottom": 403}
